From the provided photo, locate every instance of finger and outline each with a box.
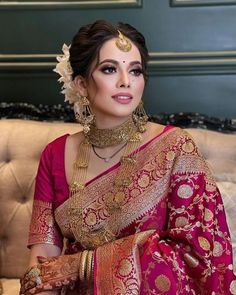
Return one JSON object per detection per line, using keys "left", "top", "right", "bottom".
{"left": 37, "top": 256, "right": 47, "bottom": 263}
{"left": 21, "top": 286, "right": 37, "bottom": 295}
{"left": 20, "top": 276, "right": 41, "bottom": 294}
{"left": 27, "top": 284, "right": 58, "bottom": 294}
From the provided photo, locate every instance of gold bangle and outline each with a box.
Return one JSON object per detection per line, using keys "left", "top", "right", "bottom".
{"left": 91, "top": 252, "right": 94, "bottom": 282}
{"left": 86, "top": 250, "right": 93, "bottom": 282}
{"left": 79, "top": 250, "right": 88, "bottom": 282}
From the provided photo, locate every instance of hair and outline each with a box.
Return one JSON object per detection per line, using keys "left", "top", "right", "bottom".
{"left": 69, "top": 19, "right": 149, "bottom": 81}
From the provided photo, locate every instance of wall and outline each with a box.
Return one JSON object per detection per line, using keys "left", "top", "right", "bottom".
{"left": 1, "top": 0, "right": 236, "bottom": 118}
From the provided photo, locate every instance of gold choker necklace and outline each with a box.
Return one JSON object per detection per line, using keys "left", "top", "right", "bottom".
{"left": 86, "top": 117, "right": 137, "bottom": 148}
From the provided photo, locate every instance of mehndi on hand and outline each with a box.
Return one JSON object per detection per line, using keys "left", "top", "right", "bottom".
{"left": 20, "top": 252, "right": 85, "bottom": 295}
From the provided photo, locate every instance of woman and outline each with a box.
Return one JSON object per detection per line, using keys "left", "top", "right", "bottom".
{"left": 20, "top": 20, "right": 235, "bottom": 295}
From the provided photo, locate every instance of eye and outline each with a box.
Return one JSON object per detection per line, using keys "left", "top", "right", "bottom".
{"left": 100, "top": 66, "right": 116, "bottom": 74}
{"left": 130, "top": 68, "right": 143, "bottom": 77}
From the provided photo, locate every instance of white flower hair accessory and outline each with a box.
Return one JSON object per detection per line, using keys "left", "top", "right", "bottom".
{"left": 53, "top": 44, "right": 80, "bottom": 104}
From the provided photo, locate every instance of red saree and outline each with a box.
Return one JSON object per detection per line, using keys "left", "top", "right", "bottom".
{"left": 28, "top": 126, "right": 236, "bottom": 294}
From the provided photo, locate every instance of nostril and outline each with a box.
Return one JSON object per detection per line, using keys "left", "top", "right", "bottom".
{"left": 119, "top": 83, "right": 130, "bottom": 88}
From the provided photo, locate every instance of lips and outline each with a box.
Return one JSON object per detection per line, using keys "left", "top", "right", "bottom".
{"left": 111, "top": 93, "right": 133, "bottom": 104}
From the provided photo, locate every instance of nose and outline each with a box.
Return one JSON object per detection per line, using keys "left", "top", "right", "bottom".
{"left": 117, "top": 70, "right": 130, "bottom": 88}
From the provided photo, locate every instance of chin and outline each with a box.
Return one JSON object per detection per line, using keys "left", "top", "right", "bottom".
{"left": 113, "top": 110, "right": 134, "bottom": 118}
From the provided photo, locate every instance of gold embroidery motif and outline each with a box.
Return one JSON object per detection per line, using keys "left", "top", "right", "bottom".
{"left": 137, "top": 174, "right": 150, "bottom": 188}
{"left": 130, "top": 188, "right": 140, "bottom": 198}
{"left": 166, "top": 150, "right": 175, "bottom": 161}
{"left": 155, "top": 274, "right": 171, "bottom": 292}
{"left": 198, "top": 236, "right": 211, "bottom": 251}
{"left": 206, "top": 182, "right": 216, "bottom": 192}
{"left": 230, "top": 280, "right": 236, "bottom": 295}
{"left": 204, "top": 208, "right": 214, "bottom": 222}
{"left": 105, "top": 191, "right": 126, "bottom": 212}
{"left": 182, "top": 141, "right": 195, "bottom": 153}
{"left": 177, "top": 184, "right": 193, "bottom": 199}
{"left": 175, "top": 216, "right": 188, "bottom": 227}
{"left": 84, "top": 212, "right": 97, "bottom": 226}
{"left": 213, "top": 241, "right": 223, "bottom": 257}
{"left": 118, "top": 258, "right": 133, "bottom": 277}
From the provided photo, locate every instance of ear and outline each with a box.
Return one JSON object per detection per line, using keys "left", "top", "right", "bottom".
{"left": 74, "top": 75, "right": 88, "bottom": 97}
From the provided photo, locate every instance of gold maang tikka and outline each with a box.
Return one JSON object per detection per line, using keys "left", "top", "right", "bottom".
{"left": 115, "top": 30, "right": 132, "bottom": 52}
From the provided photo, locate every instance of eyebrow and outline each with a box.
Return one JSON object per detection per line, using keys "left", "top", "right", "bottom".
{"left": 98, "top": 59, "right": 142, "bottom": 66}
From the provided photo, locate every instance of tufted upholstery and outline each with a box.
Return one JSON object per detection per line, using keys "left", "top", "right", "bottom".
{"left": 0, "top": 119, "right": 235, "bottom": 295}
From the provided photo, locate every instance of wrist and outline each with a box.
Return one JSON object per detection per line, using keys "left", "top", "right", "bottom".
{"left": 79, "top": 250, "right": 94, "bottom": 283}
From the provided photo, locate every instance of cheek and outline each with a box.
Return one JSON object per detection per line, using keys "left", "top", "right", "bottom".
{"left": 133, "top": 78, "right": 145, "bottom": 93}
{"left": 93, "top": 78, "right": 113, "bottom": 95}
{"left": 87, "top": 78, "right": 104, "bottom": 99}
{"left": 88, "top": 80, "right": 112, "bottom": 107}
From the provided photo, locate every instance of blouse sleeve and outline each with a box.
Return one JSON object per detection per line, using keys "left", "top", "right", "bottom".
{"left": 28, "top": 143, "right": 63, "bottom": 250}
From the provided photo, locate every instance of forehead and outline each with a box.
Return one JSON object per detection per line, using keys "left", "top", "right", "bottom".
{"left": 99, "top": 38, "right": 142, "bottom": 62}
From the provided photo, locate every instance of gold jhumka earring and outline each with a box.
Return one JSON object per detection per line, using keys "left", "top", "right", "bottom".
{"left": 74, "top": 96, "right": 94, "bottom": 134}
{"left": 133, "top": 101, "right": 149, "bottom": 133}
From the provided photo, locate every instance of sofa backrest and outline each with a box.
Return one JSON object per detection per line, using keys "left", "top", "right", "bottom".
{"left": 0, "top": 119, "right": 235, "bottom": 278}
{"left": 0, "top": 119, "right": 80, "bottom": 278}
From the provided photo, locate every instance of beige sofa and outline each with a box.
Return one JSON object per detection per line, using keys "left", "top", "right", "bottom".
{"left": 0, "top": 119, "right": 236, "bottom": 295}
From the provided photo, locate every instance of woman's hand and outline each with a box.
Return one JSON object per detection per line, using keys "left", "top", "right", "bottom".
{"left": 20, "top": 253, "right": 81, "bottom": 295}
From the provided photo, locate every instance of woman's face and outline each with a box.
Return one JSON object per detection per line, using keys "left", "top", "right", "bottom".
{"left": 78, "top": 38, "right": 145, "bottom": 127}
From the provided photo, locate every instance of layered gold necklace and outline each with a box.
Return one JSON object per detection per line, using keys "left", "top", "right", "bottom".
{"left": 68, "top": 117, "right": 144, "bottom": 249}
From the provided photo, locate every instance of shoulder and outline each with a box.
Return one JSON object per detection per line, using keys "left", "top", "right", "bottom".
{"left": 38, "top": 133, "right": 78, "bottom": 171}
{"left": 146, "top": 122, "right": 188, "bottom": 142}
{"left": 150, "top": 122, "right": 196, "bottom": 143}
{"left": 40, "top": 134, "right": 70, "bottom": 160}
{"left": 47, "top": 134, "right": 70, "bottom": 148}
{"left": 169, "top": 128, "right": 203, "bottom": 161}
{"left": 64, "top": 131, "right": 84, "bottom": 153}
{"left": 45, "top": 131, "right": 85, "bottom": 157}
{"left": 144, "top": 122, "right": 166, "bottom": 142}
{"left": 45, "top": 132, "right": 83, "bottom": 153}
{"left": 147, "top": 122, "right": 199, "bottom": 154}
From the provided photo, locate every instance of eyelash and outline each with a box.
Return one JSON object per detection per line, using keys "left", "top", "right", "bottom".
{"left": 131, "top": 68, "right": 143, "bottom": 76}
{"left": 101, "top": 66, "right": 116, "bottom": 74}
{"left": 100, "top": 66, "right": 143, "bottom": 76}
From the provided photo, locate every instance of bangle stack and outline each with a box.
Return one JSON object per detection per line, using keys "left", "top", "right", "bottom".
{"left": 79, "top": 250, "right": 94, "bottom": 283}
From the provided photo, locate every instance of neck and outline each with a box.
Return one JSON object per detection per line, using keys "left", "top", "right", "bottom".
{"left": 86, "top": 116, "right": 137, "bottom": 148}
{"left": 93, "top": 115, "right": 133, "bottom": 130}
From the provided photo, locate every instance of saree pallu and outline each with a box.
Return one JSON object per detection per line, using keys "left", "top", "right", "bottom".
{"left": 28, "top": 127, "right": 236, "bottom": 294}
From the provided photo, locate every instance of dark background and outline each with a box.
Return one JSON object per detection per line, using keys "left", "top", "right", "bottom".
{"left": 1, "top": 0, "right": 236, "bottom": 118}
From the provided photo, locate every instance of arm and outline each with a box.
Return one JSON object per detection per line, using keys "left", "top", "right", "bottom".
{"left": 21, "top": 244, "right": 62, "bottom": 295}
{"left": 28, "top": 244, "right": 61, "bottom": 268}
{"left": 20, "top": 248, "right": 82, "bottom": 295}
{"left": 21, "top": 143, "right": 64, "bottom": 295}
